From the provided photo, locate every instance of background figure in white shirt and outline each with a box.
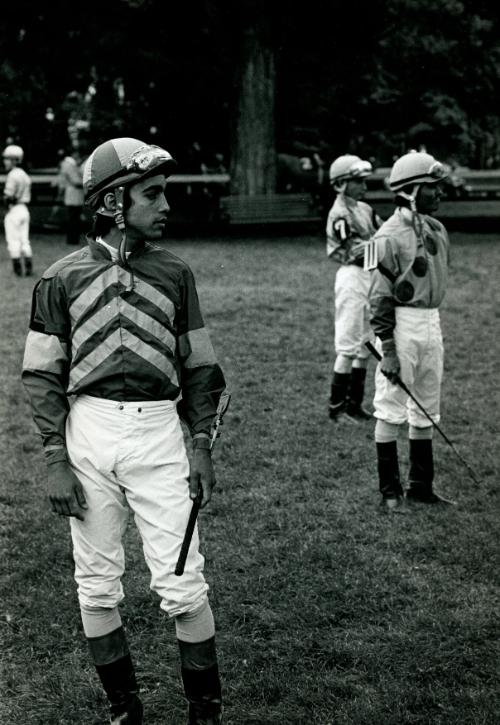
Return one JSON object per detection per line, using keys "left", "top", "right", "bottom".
{"left": 59, "top": 149, "right": 85, "bottom": 245}
{"left": 3, "top": 144, "right": 33, "bottom": 276}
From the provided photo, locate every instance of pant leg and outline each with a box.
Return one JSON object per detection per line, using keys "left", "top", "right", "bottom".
{"left": 4, "top": 206, "right": 22, "bottom": 259}
{"left": 334, "top": 265, "right": 371, "bottom": 360}
{"left": 18, "top": 205, "right": 32, "bottom": 258}
{"left": 113, "top": 400, "right": 209, "bottom": 619}
{"left": 373, "top": 307, "right": 436, "bottom": 427}
{"left": 408, "top": 311, "right": 443, "bottom": 428}
{"left": 5, "top": 204, "right": 32, "bottom": 258}
{"left": 373, "top": 343, "right": 412, "bottom": 425}
{"left": 66, "top": 397, "right": 130, "bottom": 610}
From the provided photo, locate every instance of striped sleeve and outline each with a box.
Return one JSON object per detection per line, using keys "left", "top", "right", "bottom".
{"left": 368, "top": 236, "right": 398, "bottom": 341}
{"left": 22, "top": 278, "right": 71, "bottom": 461}
{"left": 176, "top": 266, "right": 226, "bottom": 435}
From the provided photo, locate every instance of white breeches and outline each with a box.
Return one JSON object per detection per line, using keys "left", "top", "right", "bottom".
{"left": 66, "top": 395, "right": 208, "bottom": 618}
{"left": 4, "top": 204, "right": 31, "bottom": 258}
{"left": 334, "top": 264, "right": 372, "bottom": 360}
{"left": 373, "top": 307, "right": 443, "bottom": 427}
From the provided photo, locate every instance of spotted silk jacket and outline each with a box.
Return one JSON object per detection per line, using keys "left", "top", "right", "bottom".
{"left": 368, "top": 206, "right": 450, "bottom": 341}
{"left": 22, "top": 239, "right": 226, "bottom": 461}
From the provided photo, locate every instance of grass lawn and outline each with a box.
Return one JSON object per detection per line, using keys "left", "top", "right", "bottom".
{"left": 1, "top": 229, "right": 499, "bottom": 725}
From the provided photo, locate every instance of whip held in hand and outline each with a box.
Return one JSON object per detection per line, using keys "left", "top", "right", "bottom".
{"left": 365, "top": 341, "right": 481, "bottom": 486}
{"left": 175, "top": 392, "right": 231, "bottom": 576}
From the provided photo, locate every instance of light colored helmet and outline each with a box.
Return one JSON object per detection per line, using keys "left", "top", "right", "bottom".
{"left": 389, "top": 151, "right": 448, "bottom": 192}
{"left": 3, "top": 144, "right": 24, "bottom": 161}
{"left": 83, "top": 137, "right": 176, "bottom": 209}
{"left": 329, "top": 154, "right": 372, "bottom": 186}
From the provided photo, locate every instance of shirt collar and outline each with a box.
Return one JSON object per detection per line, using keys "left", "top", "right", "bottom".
{"left": 95, "top": 236, "right": 131, "bottom": 261}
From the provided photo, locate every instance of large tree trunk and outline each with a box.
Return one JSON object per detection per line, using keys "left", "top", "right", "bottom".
{"left": 230, "top": 7, "right": 276, "bottom": 195}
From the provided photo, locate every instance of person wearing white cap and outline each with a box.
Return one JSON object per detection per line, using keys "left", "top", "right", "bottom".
{"left": 2, "top": 144, "right": 33, "bottom": 276}
{"left": 326, "top": 154, "right": 383, "bottom": 421}
{"left": 365, "top": 150, "right": 455, "bottom": 511}
{"left": 22, "top": 137, "right": 226, "bottom": 724}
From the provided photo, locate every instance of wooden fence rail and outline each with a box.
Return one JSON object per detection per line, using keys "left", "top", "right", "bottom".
{"left": 1, "top": 169, "right": 499, "bottom": 229}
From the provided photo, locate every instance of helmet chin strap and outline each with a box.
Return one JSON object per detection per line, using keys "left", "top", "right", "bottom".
{"left": 397, "top": 183, "right": 419, "bottom": 213}
{"left": 398, "top": 184, "right": 424, "bottom": 240}
{"left": 112, "top": 186, "right": 128, "bottom": 268}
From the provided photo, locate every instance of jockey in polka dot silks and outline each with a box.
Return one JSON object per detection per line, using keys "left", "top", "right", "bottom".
{"left": 22, "top": 137, "right": 226, "bottom": 724}
{"left": 326, "top": 154, "right": 383, "bottom": 422}
{"left": 365, "top": 150, "right": 456, "bottom": 512}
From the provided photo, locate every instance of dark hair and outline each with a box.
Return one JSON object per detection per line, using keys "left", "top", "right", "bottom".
{"left": 394, "top": 190, "right": 413, "bottom": 209}
{"left": 90, "top": 187, "right": 131, "bottom": 238}
{"left": 92, "top": 214, "right": 115, "bottom": 238}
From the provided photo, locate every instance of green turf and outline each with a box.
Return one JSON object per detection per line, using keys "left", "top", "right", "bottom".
{"left": 1, "top": 231, "right": 499, "bottom": 724}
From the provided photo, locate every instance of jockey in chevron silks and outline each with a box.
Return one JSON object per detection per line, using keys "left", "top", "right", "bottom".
{"left": 22, "top": 137, "right": 226, "bottom": 724}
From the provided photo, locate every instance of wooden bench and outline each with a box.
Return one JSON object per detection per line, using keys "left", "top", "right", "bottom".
{"left": 461, "top": 171, "right": 500, "bottom": 198}
{"left": 366, "top": 168, "right": 500, "bottom": 220}
{"left": 219, "top": 193, "right": 322, "bottom": 225}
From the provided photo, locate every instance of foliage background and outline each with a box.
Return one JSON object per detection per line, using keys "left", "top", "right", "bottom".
{"left": 1, "top": 0, "right": 500, "bottom": 168}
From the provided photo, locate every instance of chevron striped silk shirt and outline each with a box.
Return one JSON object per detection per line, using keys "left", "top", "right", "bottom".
{"left": 22, "top": 239, "right": 226, "bottom": 460}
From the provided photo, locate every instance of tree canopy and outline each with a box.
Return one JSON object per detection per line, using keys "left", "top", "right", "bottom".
{"left": 1, "top": 0, "right": 499, "bottom": 169}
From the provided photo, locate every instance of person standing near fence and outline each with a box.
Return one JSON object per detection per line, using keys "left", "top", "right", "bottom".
{"left": 326, "top": 154, "right": 382, "bottom": 421}
{"left": 59, "top": 149, "right": 85, "bottom": 245}
{"left": 365, "top": 150, "right": 455, "bottom": 511}
{"left": 22, "top": 136, "right": 226, "bottom": 724}
{"left": 3, "top": 144, "right": 33, "bottom": 276}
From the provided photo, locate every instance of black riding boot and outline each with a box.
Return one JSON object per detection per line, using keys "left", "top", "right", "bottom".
{"left": 407, "top": 439, "right": 455, "bottom": 504}
{"left": 178, "top": 637, "right": 222, "bottom": 725}
{"left": 376, "top": 441, "right": 404, "bottom": 510}
{"left": 345, "top": 367, "right": 371, "bottom": 420}
{"left": 329, "top": 372, "right": 350, "bottom": 419}
{"left": 24, "top": 256, "right": 33, "bottom": 276}
{"left": 12, "top": 258, "right": 23, "bottom": 276}
{"left": 88, "top": 626, "right": 143, "bottom": 725}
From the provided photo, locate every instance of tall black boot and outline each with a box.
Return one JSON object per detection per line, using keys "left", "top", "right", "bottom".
{"left": 329, "top": 372, "right": 350, "bottom": 420}
{"left": 12, "top": 258, "right": 23, "bottom": 276}
{"left": 376, "top": 441, "right": 404, "bottom": 510}
{"left": 178, "top": 637, "right": 222, "bottom": 725}
{"left": 88, "top": 626, "right": 143, "bottom": 725}
{"left": 407, "top": 439, "right": 455, "bottom": 504}
{"left": 24, "top": 257, "right": 33, "bottom": 276}
{"left": 345, "top": 367, "right": 372, "bottom": 420}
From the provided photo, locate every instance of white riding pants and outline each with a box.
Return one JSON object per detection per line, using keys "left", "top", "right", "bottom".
{"left": 373, "top": 307, "right": 443, "bottom": 427}
{"left": 334, "top": 264, "right": 372, "bottom": 360}
{"left": 66, "top": 395, "right": 208, "bottom": 618}
{"left": 4, "top": 203, "right": 32, "bottom": 259}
